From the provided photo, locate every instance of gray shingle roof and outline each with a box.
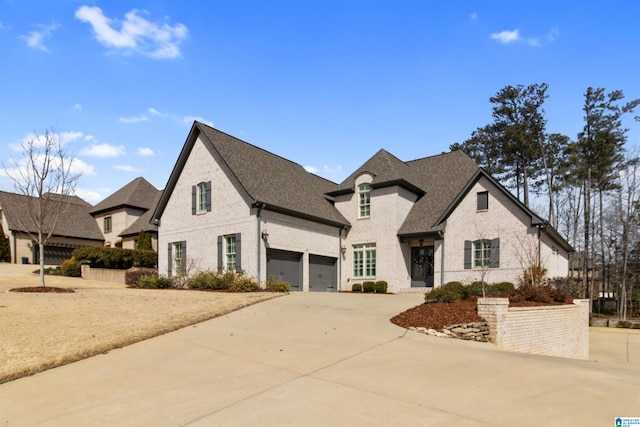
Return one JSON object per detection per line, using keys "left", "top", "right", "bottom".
{"left": 329, "top": 149, "right": 425, "bottom": 196}
{"left": 91, "top": 177, "right": 159, "bottom": 216}
{"left": 398, "top": 151, "right": 480, "bottom": 236}
{"left": 119, "top": 191, "right": 162, "bottom": 237}
{"left": 193, "top": 123, "right": 349, "bottom": 227}
{"left": 0, "top": 190, "right": 104, "bottom": 241}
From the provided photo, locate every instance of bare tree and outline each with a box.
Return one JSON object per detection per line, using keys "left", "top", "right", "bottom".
{"left": 4, "top": 129, "right": 81, "bottom": 286}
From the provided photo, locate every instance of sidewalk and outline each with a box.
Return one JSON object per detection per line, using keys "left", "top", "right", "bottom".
{"left": 1, "top": 292, "right": 638, "bottom": 426}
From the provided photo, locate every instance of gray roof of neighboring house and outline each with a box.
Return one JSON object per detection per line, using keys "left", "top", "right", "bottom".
{"left": 91, "top": 177, "right": 160, "bottom": 216}
{"left": 154, "top": 122, "right": 350, "bottom": 228}
{"left": 0, "top": 190, "right": 104, "bottom": 241}
{"left": 119, "top": 191, "right": 162, "bottom": 237}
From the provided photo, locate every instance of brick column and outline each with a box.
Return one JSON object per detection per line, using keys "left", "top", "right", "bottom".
{"left": 477, "top": 298, "right": 509, "bottom": 344}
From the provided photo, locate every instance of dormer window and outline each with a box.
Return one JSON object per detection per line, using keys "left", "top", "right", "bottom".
{"left": 358, "top": 184, "right": 371, "bottom": 218}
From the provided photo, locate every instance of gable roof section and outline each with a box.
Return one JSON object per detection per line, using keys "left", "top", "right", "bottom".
{"left": 90, "top": 177, "right": 159, "bottom": 216}
{"left": 119, "top": 191, "right": 162, "bottom": 237}
{"left": 397, "top": 150, "right": 480, "bottom": 236}
{"left": 153, "top": 122, "right": 349, "bottom": 228}
{"left": 0, "top": 190, "right": 104, "bottom": 241}
{"left": 328, "top": 149, "right": 425, "bottom": 197}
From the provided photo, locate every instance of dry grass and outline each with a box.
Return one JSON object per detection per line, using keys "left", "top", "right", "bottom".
{"left": 0, "top": 263, "right": 281, "bottom": 384}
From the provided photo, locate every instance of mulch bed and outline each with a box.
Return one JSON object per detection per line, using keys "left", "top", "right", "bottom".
{"left": 9, "top": 286, "right": 75, "bottom": 293}
{"left": 390, "top": 298, "right": 573, "bottom": 331}
{"left": 390, "top": 299, "right": 484, "bottom": 331}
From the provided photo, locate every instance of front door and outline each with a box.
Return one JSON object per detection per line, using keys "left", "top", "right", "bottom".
{"left": 411, "top": 246, "right": 434, "bottom": 287}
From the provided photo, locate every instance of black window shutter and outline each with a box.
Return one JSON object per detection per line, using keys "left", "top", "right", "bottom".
{"left": 217, "top": 235, "right": 223, "bottom": 271}
{"left": 463, "top": 240, "right": 472, "bottom": 269}
{"left": 235, "top": 233, "right": 241, "bottom": 272}
{"left": 182, "top": 241, "right": 187, "bottom": 271}
{"left": 167, "top": 243, "right": 172, "bottom": 276}
{"left": 490, "top": 238, "right": 500, "bottom": 268}
{"left": 206, "top": 181, "right": 212, "bottom": 212}
{"left": 191, "top": 186, "right": 197, "bottom": 215}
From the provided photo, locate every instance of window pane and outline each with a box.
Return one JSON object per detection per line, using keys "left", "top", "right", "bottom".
{"left": 358, "top": 184, "right": 371, "bottom": 218}
{"left": 198, "top": 183, "right": 207, "bottom": 212}
{"left": 477, "top": 191, "right": 488, "bottom": 210}
{"left": 226, "top": 236, "right": 236, "bottom": 270}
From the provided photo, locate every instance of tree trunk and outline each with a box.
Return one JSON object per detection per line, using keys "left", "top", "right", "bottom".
{"left": 39, "top": 239, "right": 46, "bottom": 287}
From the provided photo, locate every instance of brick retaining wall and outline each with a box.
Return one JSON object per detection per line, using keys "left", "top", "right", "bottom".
{"left": 477, "top": 298, "right": 590, "bottom": 359}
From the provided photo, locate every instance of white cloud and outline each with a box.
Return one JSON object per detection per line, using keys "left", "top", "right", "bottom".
{"left": 183, "top": 116, "right": 213, "bottom": 127}
{"left": 74, "top": 188, "right": 102, "bottom": 204}
{"left": 114, "top": 165, "right": 143, "bottom": 172}
{"left": 71, "top": 158, "right": 97, "bottom": 176}
{"left": 75, "top": 6, "right": 188, "bottom": 59}
{"left": 137, "top": 147, "right": 155, "bottom": 156}
{"left": 490, "top": 29, "right": 519, "bottom": 44}
{"left": 9, "top": 130, "right": 84, "bottom": 151}
{"left": 323, "top": 165, "right": 342, "bottom": 175}
{"left": 148, "top": 107, "right": 167, "bottom": 117}
{"left": 119, "top": 114, "right": 148, "bottom": 124}
{"left": 20, "top": 23, "right": 59, "bottom": 52}
{"left": 304, "top": 165, "right": 318, "bottom": 174}
{"left": 80, "top": 143, "right": 125, "bottom": 157}
{"left": 59, "top": 131, "right": 85, "bottom": 145}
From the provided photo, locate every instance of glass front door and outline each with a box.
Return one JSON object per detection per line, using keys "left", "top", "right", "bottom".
{"left": 411, "top": 246, "right": 434, "bottom": 287}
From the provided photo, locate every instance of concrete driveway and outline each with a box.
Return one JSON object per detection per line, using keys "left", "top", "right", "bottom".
{"left": 1, "top": 292, "right": 639, "bottom": 426}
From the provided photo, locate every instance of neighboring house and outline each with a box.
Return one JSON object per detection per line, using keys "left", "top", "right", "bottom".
{"left": 0, "top": 191, "right": 104, "bottom": 265}
{"left": 152, "top": 122, "right": 573, "bottom": 292}
{"left": 90, "top": 177, "right": 160, "bottom": 250}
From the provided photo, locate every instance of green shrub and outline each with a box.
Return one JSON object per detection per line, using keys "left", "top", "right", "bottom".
{"left": 464, "top": 281, "right": 486, "bottom": 298}
{"left": 72, "top": 247, "right": 157, "bottom": 269}
{"left": 362, "top": 281, "right": 375, "bottom": 293}
{"left": 125, "top": 267, "right": 158, "bottom": 286}
{"left": 265, "top": 275, "right": 290, "bottom": 292}
{"left": 186, "top": 270, "right": 219, "bottom": 289}
{"left": 228, "top": 274, "right": 259, "bottom": 292}
{"left": 374, "top": 281, "right": 388, "bottom": 293}
{"left": 351, "top": 283, "right": 362, "bottom": 292}
{"left": 487, "top": 282, "right": 515, "bottom": 296}
{"left": 60, "top": 257, "right": 82, "bottom": 277}
{"left": 425, "top": 281, "right": 465, "bottom": 303}
{"left": 136, "top": 274, "right": 173, "bottom": 289}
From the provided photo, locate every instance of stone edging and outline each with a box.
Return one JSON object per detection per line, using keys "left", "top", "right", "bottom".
{"left": 408, "top": 321, "right": 491, "bottom": 342}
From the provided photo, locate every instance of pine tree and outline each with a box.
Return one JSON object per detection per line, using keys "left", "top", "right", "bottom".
{"left": 136, "top": 230, "right": 152, "bottom": 250}
{"left": 0, "top": 223, "right": 10, "bottom": 262}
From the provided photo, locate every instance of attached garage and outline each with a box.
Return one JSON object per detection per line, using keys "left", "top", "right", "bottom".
{"left": 36, "top": 245, "right": 74, "bottom": 266}
{"left": 309, "top": 254, "right": 337, "bottom": 292}
{"left": 266, "top": 249, "right": 303, "bottom": 291}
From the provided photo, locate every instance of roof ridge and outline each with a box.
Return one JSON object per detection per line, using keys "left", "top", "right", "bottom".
{"left": 197, "top": 121, "right": 309, "bottom": 173}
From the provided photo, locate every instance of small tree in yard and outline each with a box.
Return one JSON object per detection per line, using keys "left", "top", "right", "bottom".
{"left": 136, "top": 230, "right": 152, "bottom": 250}
{"left": 0, "top": 223, "right": 10, "bottom": 262}
{"left": 3, "top": 129, "right": 81, "bottom": 286}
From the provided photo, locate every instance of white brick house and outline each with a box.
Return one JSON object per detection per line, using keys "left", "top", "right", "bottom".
{"left": 152, "top": 122, "right": 572, "bottom": 292}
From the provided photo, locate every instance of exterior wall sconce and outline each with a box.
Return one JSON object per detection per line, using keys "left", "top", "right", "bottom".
{"left": 341, "top": 245, "right": 347, "bottom": 254}
{"left": 261, "top": 230, "right": 269, "bottom": 241}
{"left": 419, "top": 239, "right": 424, "bottom": 247}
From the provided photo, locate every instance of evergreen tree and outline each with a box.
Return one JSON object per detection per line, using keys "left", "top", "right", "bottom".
{"left": 0, "top": 223, "right": 10, "bottom": 262}
{"left": 136, "top": 230, "right": 152, "bottom": 250}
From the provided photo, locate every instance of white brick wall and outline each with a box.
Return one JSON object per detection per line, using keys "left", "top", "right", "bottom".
{"left": 158, "top": 135, "right": 342, "bottom": 289}
{"left": 443, "top": 176, "right": 570, "bottom": 286}
{"left": 478, "top": 298, "right": 589, "bottom": 359}
{"left": 335, "top": 174, "right": 417, "bottom": 292}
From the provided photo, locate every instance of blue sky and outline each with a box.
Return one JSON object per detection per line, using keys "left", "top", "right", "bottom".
{"left": 1, "top": 1, "right": 639, "bottom": 204}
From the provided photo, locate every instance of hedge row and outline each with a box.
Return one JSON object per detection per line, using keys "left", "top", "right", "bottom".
{"left": 72, "top": 247, "right": 157, "bottom": 269}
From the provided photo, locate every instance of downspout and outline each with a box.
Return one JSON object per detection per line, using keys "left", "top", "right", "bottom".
{"left": 257, "top": 203, "right": 264, "bottom": 287}
{"left": 338, "top": 227, "right": 343, "bottom": 292}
